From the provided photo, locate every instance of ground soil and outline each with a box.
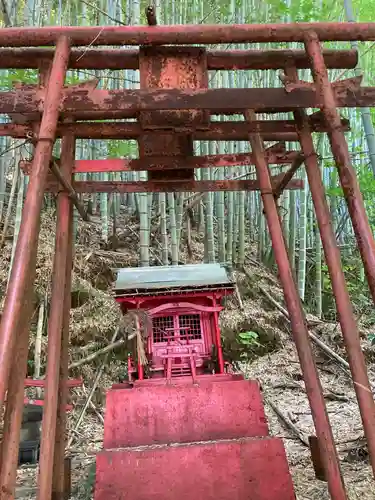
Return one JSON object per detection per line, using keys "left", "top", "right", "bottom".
{"left": 1, "top": 212, "right": 373, "bottom": 499}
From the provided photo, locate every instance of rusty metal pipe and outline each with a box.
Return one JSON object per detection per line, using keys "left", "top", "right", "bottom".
{"left": 0, "top": 288, "right": 35, "bottom": 499}
{"left": 1, "top": 116, "right": 348, "bottom": 142}
{"left": 2, "top": 121, "right": 303, "bottom": 142}
{"left": 20, "top": 151, "right": 300, "bottom": 176}
{"left": 0, "top": 36, "right": 70, "bottom": 412}
{"left": 304, "top": 31, "right": 375, "bottom": 305}
{"left": 0, "top": 23, "right": 374, "bottom": 46}
{"left": 294, "top": 106, "right": 375, "bottom": 480}
{"left": 2, "top": 86, "right": 375, "bottom": 118}
{"left": 0, "top": 48, "right": 358, "bottom": 70}
{"left": 43, "top": 178, "right": 304, "bottom": 194}
{"left": 244, "top": 109, "right": 347, "bottom": 500}
{"left": 273, "top": 153, "right": 304, "bottom": 200}
{"left": 50, "top": 160, "right": 88, "bottom": 221}
{"left": 303, "top": 32, "right": 375, "bottom": 476}
{"left": 52, "top": 131, "right": 75, "bottom": 500}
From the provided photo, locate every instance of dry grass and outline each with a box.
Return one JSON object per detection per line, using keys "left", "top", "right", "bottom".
{"left": 1, "top": 213, "right": 373, "bottom": 499}
{"left": 223, "top": 266, "right": 375, "bottom": 500}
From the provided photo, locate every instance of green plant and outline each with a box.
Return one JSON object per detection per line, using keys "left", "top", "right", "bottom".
{"left": 237, "top": 331, "right": 261, "bottom": 347}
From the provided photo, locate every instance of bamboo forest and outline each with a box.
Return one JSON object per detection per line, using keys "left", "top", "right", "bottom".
{"left": 0, "top": 0, "right": 375, "bottom": 499}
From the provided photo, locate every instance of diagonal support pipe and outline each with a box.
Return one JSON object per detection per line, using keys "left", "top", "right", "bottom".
{"left": 303, "top": 30, "right": 375, "bottom": 305}
{"left": 273, "top": 153, "right": 304, "bottom": 200}
{"left": 287, "top": 65, "right": 375, "bottom": 479}
{"left": 50, "top": 159, "right": 88, "bottom": 221}
{"left": 0, "top": 36, "right": 70, "bottom": 411}
{"left": 244, "top": 109, "right": 347, "bottom": 500}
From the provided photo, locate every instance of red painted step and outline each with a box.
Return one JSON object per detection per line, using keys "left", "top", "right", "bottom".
{"left": 95, "top": 437, "right": 296, "bottom": 500}
{"left": 103, "top": 379, "right": 268, "bottom": 448}
{"left": 111, "top": 373, "right": 244, "bottom": 390}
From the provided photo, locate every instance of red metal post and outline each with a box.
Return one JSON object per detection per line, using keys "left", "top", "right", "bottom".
{"left": 0, "top": 23, "right": 374, "bottom": 46}
{"left": 212, "top": 295, "right": 224, "bottom": 374}
{"left": 38, "top": 133, "right": 74, "bottom": 499}
{"left": 295, "top": 51, "right": 375, "bottom": 465}
{"left": 135, "top": 311, "right": 144, "bottom": 381}
{"left": 244, "top": 109, "right": 347, "bottom": 500}
{"left": 0, "top": 36, "right": 70, "bottom": 412}
{"left": 0, "top": 285, "right": 36, "bottom": 499}
{"left": 51, "top": 129, "right": 75, "bottom": 500}
{"left": 304, "top": 31, "right": 375, "bottom": 305}
{"left": 293, "top": 104, "right": 375, "bottom": 478}
{"left": 135, "top": 304, "right": 144, "bottom": 381}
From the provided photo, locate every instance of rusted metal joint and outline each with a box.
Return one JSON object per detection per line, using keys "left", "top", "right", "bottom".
{"left": 50, "top": 160, "right": 89, "bottom": 221}
{"left": 37, "top": 136, "right": 56, "bottom": 143}
{"left": 304, "top": 29, "right": 320, "bottom": 44}
{"left": 332, "top": 75, "right": 362, "bottom": 94}
{"left": 279, "top": 73, "right": 315, "bottom": 93}
{"left": 273, "top": 153, "right": 305, "bottom": 201}
{"left": 260, "top": 188, "right": 274, "bottom": 196}
{"left": 25, "top": 131, "right": 35, "bottom": 140}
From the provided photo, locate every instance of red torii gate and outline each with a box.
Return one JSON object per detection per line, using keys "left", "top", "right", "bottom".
{"left": 0, "top": 16, "right": 374, "bottom": 500}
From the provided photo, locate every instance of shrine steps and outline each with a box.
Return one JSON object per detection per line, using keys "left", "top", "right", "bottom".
{"left": 94, "top": 376, "right": 296, "bottom": 500}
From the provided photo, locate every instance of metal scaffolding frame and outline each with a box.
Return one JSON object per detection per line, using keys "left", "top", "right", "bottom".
{"left": 0, "top": 19, "right": 374, "bottom": 500}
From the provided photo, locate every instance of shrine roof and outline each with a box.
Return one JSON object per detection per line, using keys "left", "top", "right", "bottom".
{"left": 114, "top": 263, "right": 234, "bottom": 296}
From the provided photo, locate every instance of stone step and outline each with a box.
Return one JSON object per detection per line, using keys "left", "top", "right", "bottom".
{"left": 111, "top": 373, "right": 244, "bottom": 390}
{"left": 95, "top": 437, "right": 296, "bottom": 500}
{"left": 103, "top": 379, "right": 268, "bottom": 449}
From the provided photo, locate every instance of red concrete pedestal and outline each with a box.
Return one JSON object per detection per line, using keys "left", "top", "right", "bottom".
{"left": 94, "top": 377, "right": 296, "bottom": 499}
{"left": 95, "top": 438, "right": 296, "bottom": 500}
{"left": 104, "top": 379, "right": 268, "bottom": 448}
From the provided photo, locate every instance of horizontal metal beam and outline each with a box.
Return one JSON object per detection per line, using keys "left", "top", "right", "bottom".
{"left": 3, "top": 123, "right": 299, "bottom": 142}
{"left": 45, "top": 176, "right": 303, "bottom": 193}
{"left": 24, "top": 378, "right": 82, "bottom": 388}
{"left": 0, "top": 23, "right": 375, "bottom": 46}
{"left": 21, "top": 151, "right": 301, "bottom": 174}
{"left": 1, "top": 116, "right": 350, "bottom": 141}
{"left": 2, "top": 87, "right": 373, "bottom": 117}
{"left": 0, "top": 48, "right": 358, "bottom": 70}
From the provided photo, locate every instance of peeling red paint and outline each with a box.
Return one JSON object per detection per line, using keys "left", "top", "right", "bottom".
{"left": 20, "top": 151, "right": 301, "bottom": 175}
{"left": 2, "top": 85, "right": 375, "bottom": 120}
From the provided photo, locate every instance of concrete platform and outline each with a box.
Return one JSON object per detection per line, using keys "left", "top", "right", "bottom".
{"left": 95, "top": 437, "right": 296, "bottom": 500}
{"left": 103, "top": 379, "right": 268, "bottom": 448}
